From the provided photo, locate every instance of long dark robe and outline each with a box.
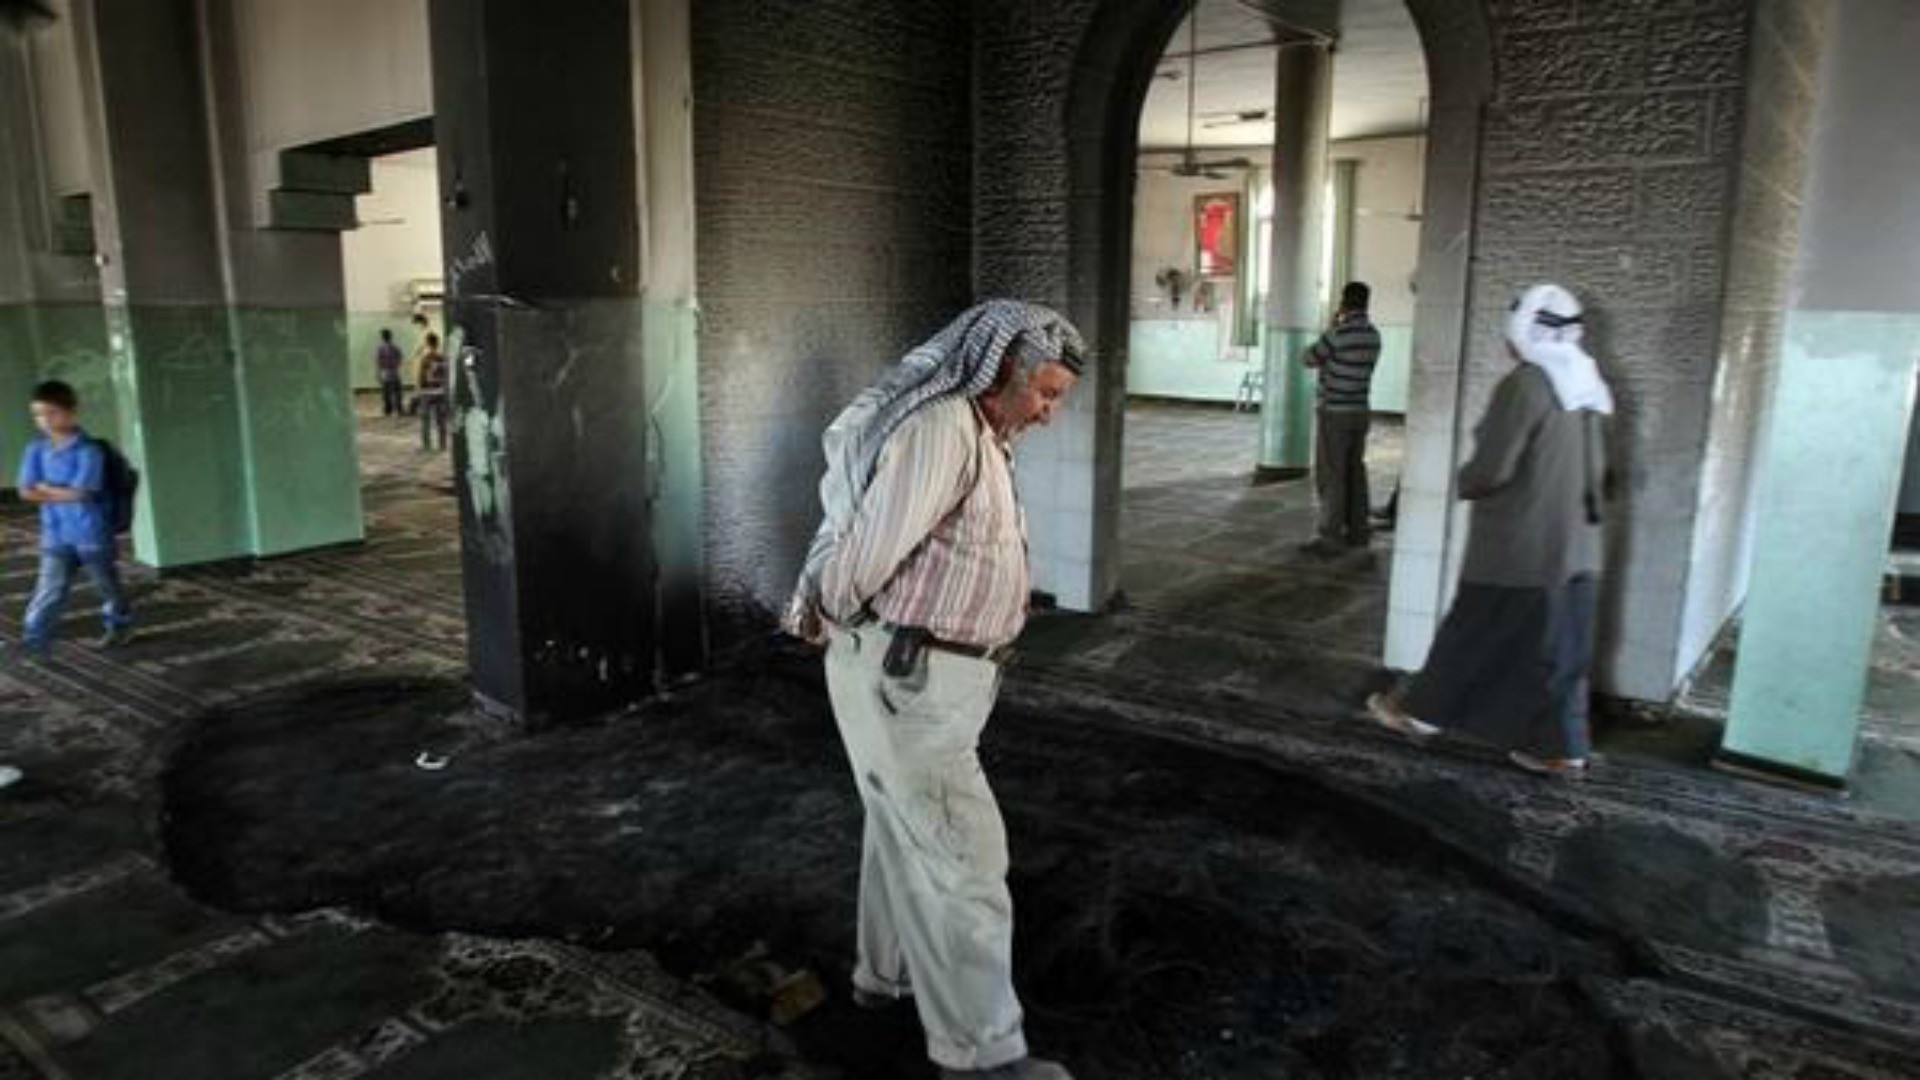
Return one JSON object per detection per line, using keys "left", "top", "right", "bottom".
{"left": 1407, "top": 365, "right": 1608, "bottom": 760}
{"left": 1406, "top": 576, "right": 1596, "bottom": 759}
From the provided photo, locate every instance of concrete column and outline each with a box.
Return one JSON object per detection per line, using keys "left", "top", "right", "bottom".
{"left": 430, "top": 0, "right": 657, "bottom": 726}
{"left": 70, "top": 0, "right": 253, "bottom": 566}
{"left": 197, "top": 0, "right": 363, "bottom": 558}
{"left": 1256, "top": 39, "right": 1333, "bottom": 481}
{"left": 1, "top": 14, "right": 114, "bottom": 479}
{"left": 0, "top": 37, "right": 43, "bottom": 467}
{"left": 636, "top": 0, "right": 706, "bottom": 678}
{"left": 1720, "top": 0, "right": 1920, "bottom": 785}
{"left": 1328, "top": 158, "right": 1357, "bottom": 310}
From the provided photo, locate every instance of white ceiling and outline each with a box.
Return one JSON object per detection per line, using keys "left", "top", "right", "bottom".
{"left": 1139, "top": 0, "right": 1428, "bottom": 150}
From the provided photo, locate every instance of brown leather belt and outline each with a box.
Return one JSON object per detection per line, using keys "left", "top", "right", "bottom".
{"left": 879, "top": 621, "right": 1015, "bottom": 667}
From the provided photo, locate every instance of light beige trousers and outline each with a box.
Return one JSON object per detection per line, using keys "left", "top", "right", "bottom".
{"left": 825, "top": 624, "right": 1027, "bottom": 1071}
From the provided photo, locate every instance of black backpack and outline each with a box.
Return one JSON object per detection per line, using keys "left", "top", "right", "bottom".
{"left": 96, "top": 439, "right": 139, "bottom": 536}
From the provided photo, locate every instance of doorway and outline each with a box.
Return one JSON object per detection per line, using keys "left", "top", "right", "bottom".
{"left": 1112, "top": 0, "right": 1427, "bottom": 685}
{"left": 337, "top": 146, "right": 460, "bottom": 596}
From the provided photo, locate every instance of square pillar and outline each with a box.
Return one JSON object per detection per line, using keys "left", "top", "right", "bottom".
{"left": 1720, "top": 0, "right": 1920, "bottom": 784}
{"left": 429, "top": 0, "right": 656, "bottom": 725}
{"left": 65, "top": 0, "right": 362, "bottom": 566}
{"left": 1256, "top": 39, "right": 1333, "bottom": 480}
{"left": 71, "top": 0, "right": 253, "bottom": 566}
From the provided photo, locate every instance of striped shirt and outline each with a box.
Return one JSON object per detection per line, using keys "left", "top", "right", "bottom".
{"left": 818, "top": 397, "right": 1029, "bottom": 649}
{"left": 1306, "top": 314, "right": 1382, "bottom": 412}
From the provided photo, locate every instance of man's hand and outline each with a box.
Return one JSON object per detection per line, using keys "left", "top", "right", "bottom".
{"left": 781, "top": 595, "right": 831, "bottom": 648}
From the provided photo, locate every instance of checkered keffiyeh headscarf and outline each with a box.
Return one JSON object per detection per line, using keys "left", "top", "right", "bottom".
{"left": 783, "top": 299, "right": 1085, "bottom": 639}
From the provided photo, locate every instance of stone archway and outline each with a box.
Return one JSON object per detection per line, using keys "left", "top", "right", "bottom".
{"left": 974, "top": 0, "right": 1494, "bottom": 671}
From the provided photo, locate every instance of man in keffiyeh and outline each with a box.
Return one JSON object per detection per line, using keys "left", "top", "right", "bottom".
{"left": 788, "top": 300, "right": 1084, "bottom": 1080}
{"left": 1369, "top": 283, "right": 1614, "bottom": 780}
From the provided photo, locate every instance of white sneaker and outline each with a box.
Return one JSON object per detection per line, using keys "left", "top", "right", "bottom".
{"left": 0, "top": 765, "right": 22, "bottom": 791}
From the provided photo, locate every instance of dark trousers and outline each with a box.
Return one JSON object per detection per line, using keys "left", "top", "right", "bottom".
{"left": 1315, "top": 409, "right": 1371, "bottom": 546}
{"left": 379, "top": 377, "right": 404, "bottom": 417}
{"left": 420, "top": 395, "right": 450, "bottom": 450}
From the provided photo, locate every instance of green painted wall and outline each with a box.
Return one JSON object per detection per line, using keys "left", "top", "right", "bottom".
{"left": 3, "top": 301, "right": 363, "bottom": 568}
{"left": 642, "top": 298, "right": 704, "bottom": 670}
{"left": 233, "top": 307, "right": 364, "bottom": 555}
{"left": 642, "top": 300, "right": 701, "bottom": 581}
{"left": 1126, "top": 319, "right": 1252, "bottom": 402}
{"left": 1127, "top": 317, "right": 1412, "bottom": 413}
{"left": 0, "top": 305, "right": 37, "bottom": 473}
{"left": 0, "top": 302, "right": 117, "bottom": 474}
{"left": 1724, "top": 310, "right": 1920, "bottom": 780}
{"left": 111, "top": 303, "right": 254, "bottom": 566}
{"left": 30, "top": 303, "right": 119, "bottom": 445}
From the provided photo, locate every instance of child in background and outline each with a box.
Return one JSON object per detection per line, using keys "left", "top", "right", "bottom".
{"left": 375, "top": 328, "right": 406, "bottom": 417}
{"left": 416, "top": 334, "right": 451, "bottom": 452}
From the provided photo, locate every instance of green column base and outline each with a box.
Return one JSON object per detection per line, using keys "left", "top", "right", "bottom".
{"left": 1258, "top": 326, "right": 1319, "bottom": 472}
{"left": 1723, "top": 309, "right": 1920, "bottom": 781}
{"left": 1252, "top": 463, "right": 1309, "bottom": 485}
{"left": 641, "top": 298, "right": 706, "bottom": 675}
{"left": 233, "top": 307, "right": 364, "bottom": 556}
{"left": 95, "top": 302, "right": 364, "bottom": 567}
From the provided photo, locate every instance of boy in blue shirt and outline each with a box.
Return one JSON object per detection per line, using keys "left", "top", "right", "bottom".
{"left": 17, "top": 380, "right": 133, "bottom": 660}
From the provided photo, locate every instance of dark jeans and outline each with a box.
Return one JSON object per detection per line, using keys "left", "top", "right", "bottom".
{"left": 420, "top": 395, "right": 450, "bottom": 450}
{"left": 379, "top": 377, "right": 405, "bottom": 417}
{"left": 23, "top": 545, "right": 132, "bottom": 649}
{"left": 1315, "top": 409, "right": 1371, "bottom": 546}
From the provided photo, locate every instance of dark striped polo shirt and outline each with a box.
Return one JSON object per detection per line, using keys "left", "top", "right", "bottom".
{"left": 1307, "top": 315, "right": 1383, "bottom": 413}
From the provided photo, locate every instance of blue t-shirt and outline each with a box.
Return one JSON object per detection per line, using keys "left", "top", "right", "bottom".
{"left": 18, "top": 431, "right": 114, "bottom": 552}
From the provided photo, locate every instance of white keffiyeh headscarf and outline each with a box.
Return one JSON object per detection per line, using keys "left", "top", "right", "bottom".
{"left": 1505, "top": 284, "right": 1614, "bottom": 415}
{"left": 783, "top": 299, "right": 1085, "bottom": 640}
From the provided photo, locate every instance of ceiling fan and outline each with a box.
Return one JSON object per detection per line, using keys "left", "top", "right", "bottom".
{"left": 1143, "top": 10, "right": 1255, "bottom": 180}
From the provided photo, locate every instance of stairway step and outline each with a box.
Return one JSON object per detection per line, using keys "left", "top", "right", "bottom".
{"left": 277, "top": 152, "right": 371, "bottom": 196}
{"left": 269, "top": 189, "right": 358, "bottom": 232}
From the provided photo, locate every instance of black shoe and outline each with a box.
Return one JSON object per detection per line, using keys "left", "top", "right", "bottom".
{"left": 1298, "top": 538, "right": 1346, "bottom": 558}
{"left": 97, "top": 627, "right": 134, "bottom": 649}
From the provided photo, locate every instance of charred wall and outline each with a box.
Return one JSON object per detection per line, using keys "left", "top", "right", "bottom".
{"left": 691, "top": 0, "right": 974, "bottom": 639}
{"left": 972, "top": 0, "right": 1758, "bottom": 701}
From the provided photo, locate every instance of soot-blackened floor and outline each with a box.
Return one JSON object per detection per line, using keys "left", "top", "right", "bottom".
{"left": 160, "top": 669, "right": 1633, "bottom": 1080}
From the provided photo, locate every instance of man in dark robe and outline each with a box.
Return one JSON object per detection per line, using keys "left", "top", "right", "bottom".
{"left": 1368, "top": 283, "right": 1613, "bottom": 778}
